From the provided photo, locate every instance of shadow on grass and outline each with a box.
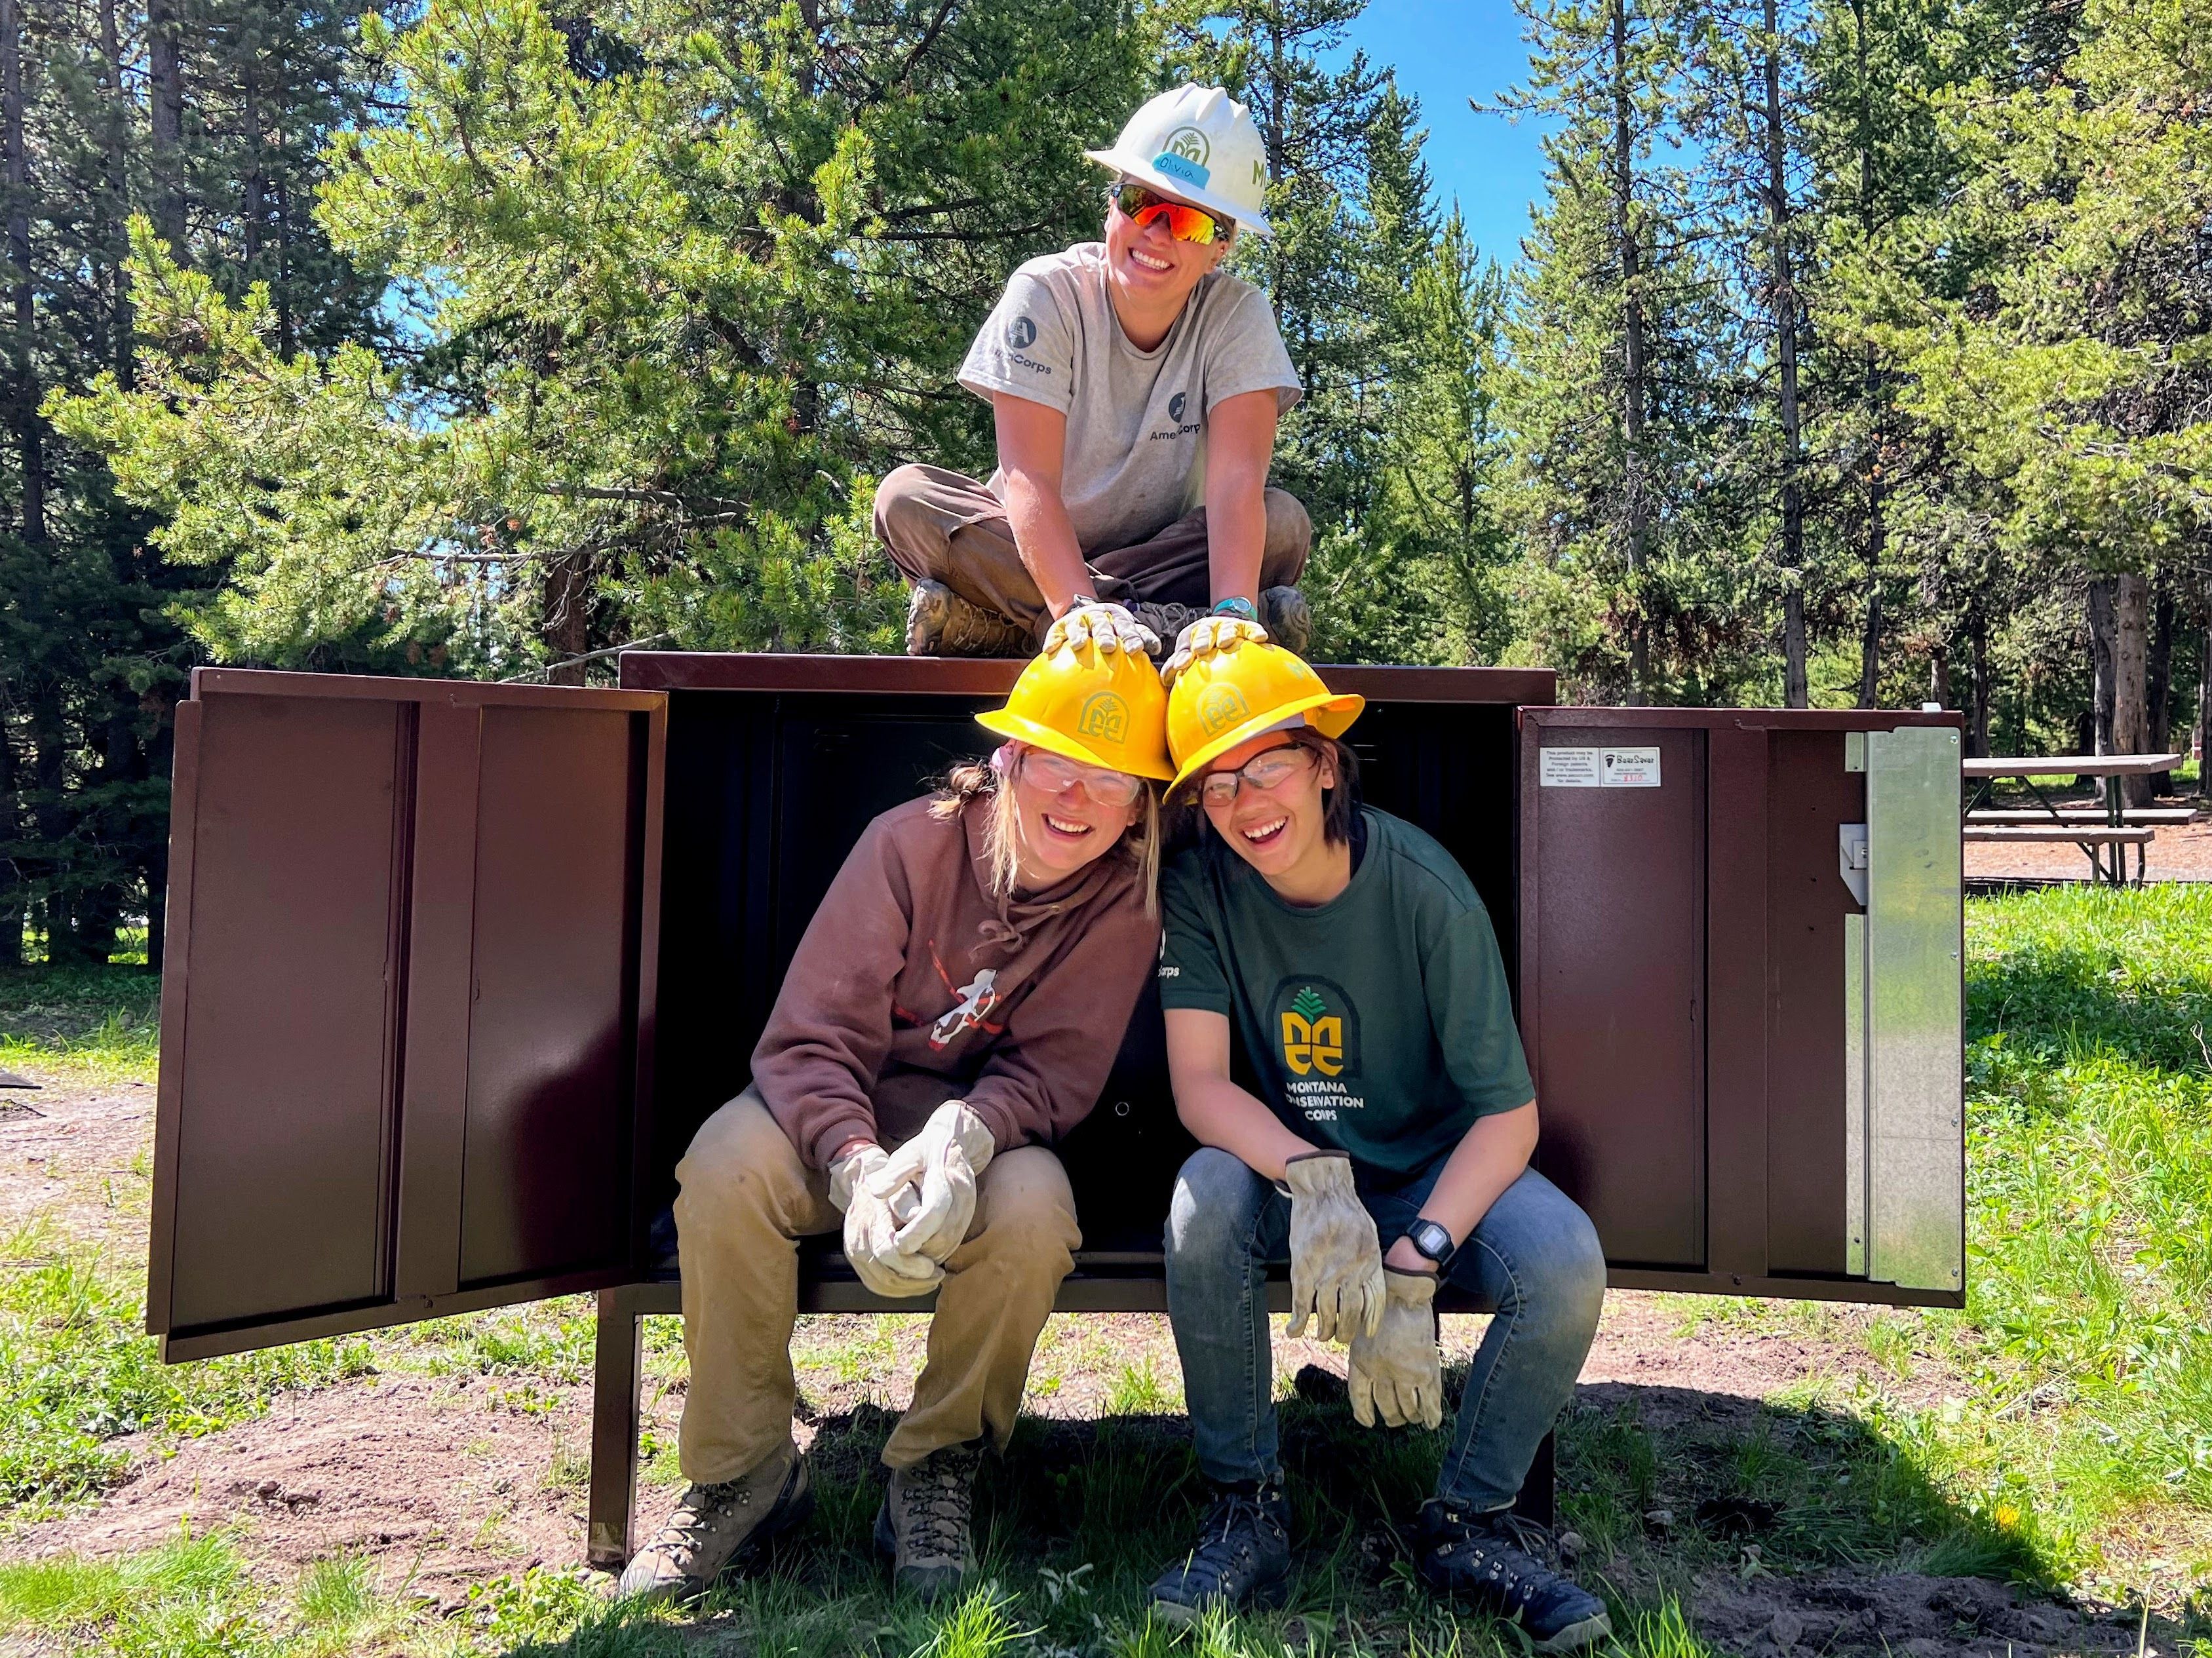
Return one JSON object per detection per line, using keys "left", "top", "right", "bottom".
{"left": 492, "top": 1372, "right": 2105, "bottom": 1658}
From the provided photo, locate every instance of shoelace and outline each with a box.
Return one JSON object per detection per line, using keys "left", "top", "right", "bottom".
{"left": 904, "top": 1450, "right": 979, "bottom": 1558}
{"left": 661, "top": 1475, "right": 752, "bottom": 1556}
{"left": 1433, "top": 1508, "right": 1557, "bottom": 1606}
{"left": 1186, "top": 1488, "right": 1284, "bottom": 1573}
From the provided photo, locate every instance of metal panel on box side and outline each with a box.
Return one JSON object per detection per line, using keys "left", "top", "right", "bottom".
{"left": 459, "top": 706, "right": 644, "bottom": 1287}
{"left": 165, "top": 695, "right": 406, "bottom": 1331}
{"left": 1865, "top": 725, "right": 1964, "bottom": 1292}
{"left": 1521, "top": 722, "right": 1706, "bottom": 1269}
{"left": 152, "top": 670, "right": 666, "bottom": 1359}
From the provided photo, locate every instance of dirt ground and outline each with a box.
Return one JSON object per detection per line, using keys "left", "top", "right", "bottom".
{"left": 1964, "top": 793, "right": 2212, "bottom": 883}
{"left": 0, "top": 1077, "right": 2178, "bottom": 1654}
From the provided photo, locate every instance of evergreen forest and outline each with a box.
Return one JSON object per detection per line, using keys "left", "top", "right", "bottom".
{"left": 5, "top": 0, "right": 2209, "bottom": 965}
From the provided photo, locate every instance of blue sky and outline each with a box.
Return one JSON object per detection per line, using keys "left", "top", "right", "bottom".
{"left": 1336, "top": 0, "right": 1559, "bottom": 267}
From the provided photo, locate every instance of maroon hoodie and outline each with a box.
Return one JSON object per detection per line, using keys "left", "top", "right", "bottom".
{"left": 754, "top": 792, "right": 1157, "bottom": 1169}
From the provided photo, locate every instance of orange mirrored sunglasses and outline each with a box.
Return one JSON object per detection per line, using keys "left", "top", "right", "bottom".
{"left": 1114, "top": 182, "right": 1226, "bottom": 246}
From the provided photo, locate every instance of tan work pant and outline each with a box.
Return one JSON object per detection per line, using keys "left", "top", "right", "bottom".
{"left": 672, "top": 1088, "right": 1081, "bottom": 1483}
{"left": 874, "top": 463, "right": 1313, "bottom": 643}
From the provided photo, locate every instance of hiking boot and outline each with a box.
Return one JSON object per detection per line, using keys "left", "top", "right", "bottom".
{"left": 1129, "top": 600, "right": 1203, "bottom": 661}
{"left": 615, "top": 1441, "right": 812, "bottom": 1606}
{"left": 1148, "top": 1478, "right": 1292, "bottom": 1627}
{"left": 874, "top": 1441, "right": 982, "bottom": 1601}
{"left": 1416, "top": 1502, "right": 1612, "bottom": 1652}
{"left": 1260, "top": 585, "right": 1313, "bottom": 656}
{"left": 906, "top": 579, "right": 1034, "bottom": 657}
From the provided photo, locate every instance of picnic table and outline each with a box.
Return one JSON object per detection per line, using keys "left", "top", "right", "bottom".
{"left": 1962, "top": 752, "right": 2185, "bottom": 885}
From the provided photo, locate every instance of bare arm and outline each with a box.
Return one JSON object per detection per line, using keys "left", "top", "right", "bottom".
{"left": 1382, "top": 1100, "right": 1539, "bottom": 1273}
{"left": 1165, "top": 1006, "right": 1313, "bottom": 1182}
{"left": 994, "top": 393, "right": 1093, "bottom": 619}
{"left": 1202, "top": 389, "right": 1279, "bottom": 607}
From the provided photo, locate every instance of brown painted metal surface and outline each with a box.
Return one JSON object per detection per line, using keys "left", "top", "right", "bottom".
{"left": 1519, "top": 704, "right": 1962, "bottom": 1305}
{"left": 151, "top": 670, "right": 666, "bottom": 1359}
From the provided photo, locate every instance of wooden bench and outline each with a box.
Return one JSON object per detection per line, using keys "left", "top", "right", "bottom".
{"left": 1965, "top": 807, "right": 2193, "bottom": 825}
{"left": 1961, "top": 825, "right": 2156, "bottom": 844}
{"left": 585, "top": 1247, "right": 1536, "bottom": 1570}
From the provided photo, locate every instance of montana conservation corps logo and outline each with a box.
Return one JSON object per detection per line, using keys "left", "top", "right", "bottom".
{"left": 1276, "top": 980, "right": 1359, "bottom": 1078}
{"left": 1006, "top": 315, "right": 1038, "bottom": 350}
{"left": 1153, "top": 126, "right": 1213, "bottom": 189}
{"left": 1195, "top": 682, "right": 1251, "bottom": 735}
{"left": 1077, "top": 690, "right": 1130, "bottom": 745}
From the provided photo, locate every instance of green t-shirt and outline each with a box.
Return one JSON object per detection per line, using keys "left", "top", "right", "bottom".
{"left": 1157, "top": 808, "right": 1534, "bottom": 1176}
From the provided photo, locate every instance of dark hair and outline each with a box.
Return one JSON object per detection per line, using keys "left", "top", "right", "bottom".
{"left": 1174, "top": 726, "right": 1361, "bottom": 847}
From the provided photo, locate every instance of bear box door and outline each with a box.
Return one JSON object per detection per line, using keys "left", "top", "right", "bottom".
{"left": 148, "top": 668, "right": 666, "bottom": 1360}
{"left": 1517, "top": 706, "right": 1964, "bottom": 1308}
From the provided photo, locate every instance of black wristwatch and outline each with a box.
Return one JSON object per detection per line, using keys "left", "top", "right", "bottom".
{"left": 1406, "top": 1218, "right": 1456, "bottom": 1269}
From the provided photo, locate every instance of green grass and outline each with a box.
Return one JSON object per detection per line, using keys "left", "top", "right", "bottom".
{"left": 0, "top": 959, "right": 163, "bottom": 1083}
{"left": 0, "top": 1222, "right": 377, "bottom": 1514}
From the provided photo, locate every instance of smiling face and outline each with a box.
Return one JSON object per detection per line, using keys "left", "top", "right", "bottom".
{"left": 1200, "top": 732, "right": 1338, "bottom": 887}
{"left": 1006, "top": 743, "right": 1144, "bottom": 888}
{"left": 1102, "top": 180, "right": 1232, "bottom": 323}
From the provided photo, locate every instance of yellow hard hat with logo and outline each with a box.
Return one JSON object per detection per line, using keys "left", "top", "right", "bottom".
{"left": 977, "top": 642, "right": 1176, "bottom": 782}
{"left": 1166, "top": 641, "right": 1364, "bottom": 793}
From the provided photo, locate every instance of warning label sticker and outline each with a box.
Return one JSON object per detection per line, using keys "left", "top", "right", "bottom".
{"left": 1540, "top": 746, "right": 1663, "bottom": 788}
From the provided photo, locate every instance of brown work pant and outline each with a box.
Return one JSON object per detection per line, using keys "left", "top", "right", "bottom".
{"left": 672, "top": 1088, "right": 1081, "bottom": 1483}
{"left": 874, "top": 463, "right": 1313, "bottom": 642}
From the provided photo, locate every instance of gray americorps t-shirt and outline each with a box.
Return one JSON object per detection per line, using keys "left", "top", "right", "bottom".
{"left": 958, "top": 242, "right": 1302, "bottom": 554}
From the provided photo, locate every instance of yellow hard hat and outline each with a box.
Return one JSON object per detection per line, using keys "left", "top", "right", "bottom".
{"left": 977, "top": 642, "right": 1176, "bottom": 782}
{"left": 1166, "top": 641, "right": 1364, "bottom": 793}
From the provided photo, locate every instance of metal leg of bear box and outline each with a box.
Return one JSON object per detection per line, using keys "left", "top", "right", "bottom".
{"left": 585, "top": 1285, "right": 1558, "bottom": 1569}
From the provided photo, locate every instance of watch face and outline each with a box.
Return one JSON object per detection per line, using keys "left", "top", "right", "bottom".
{"left": 1412, "top": 1221, "right": 1453, "bottom": 1262}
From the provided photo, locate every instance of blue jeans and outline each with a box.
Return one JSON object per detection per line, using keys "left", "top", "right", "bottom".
{"left": 1164, "top": 1147, "right": 1606, "bottom": 1513}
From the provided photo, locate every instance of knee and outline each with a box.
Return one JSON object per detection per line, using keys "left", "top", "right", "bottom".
{"left": 675, "top": 1096, "right": 807, "bottom": 1235}
{"left": 1514, "top": 1202, "right": 1606, "bottom": 1328}
{"left": 1166, "top": 1147, "right": 1267, "bottom": 1267}
{"left": 873, "top": 465, "right": 933, "bottom": 545}
{"left": 1262, "top": 488, "right": 1311, "bottom": 562}
{"left": 971, "top": 1149, "right": 1080, "bottom": 1268}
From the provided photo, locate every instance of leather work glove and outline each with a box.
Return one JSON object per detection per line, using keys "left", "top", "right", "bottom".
{"left": 872, "top": 1100, "right": 997, "bottom": 1265}
{"left": 1043, "top": 600, "right": 1159, "bottom": 658}
{"left": 1282, "top": 1149, "right": 1385, "bottom": 1343}
{"left": 1160, "top": 613, "right": 1269, "bottom": 687}
{"left": 829, "top": 1142, "right": 941, "bottom": 1298}
{"left": 1348, "top": 1267, "right": 1444, "bottom": 1430}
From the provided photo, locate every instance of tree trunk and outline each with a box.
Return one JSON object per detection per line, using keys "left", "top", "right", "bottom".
{"left": 2113, "top": 572, "right": 2151, "bottom": 806}
{"left": 2, "top": 0, "right": 45, "bottom": 547}
{"left": 1967, "top": 607, "right": 1992, "bottom": 758}
{"left": 2146, "top": 586, "right": 2175, "bottom": 796}
{"left": 2087, "top": 577, "right": 2116, "bottom": 760}
{"left": 98, "top": 0, "right": 132, "bottom": 387}
{"left": 541, "top": 556, "right": 594, "bottom": 685}
{"left": 0, "top": 714, "right": 20, "bottom": 967}
{"left": 1851, "top": 0, "right": 1883, "bottom": 711}
{"left": 1857, "top": 581, "right": 1882, "bottom": 706}
{"left": 1928, "top": 640, "right": 1950, "bottom": 710}
{"left": 1761, "top": 0, "right": 1808, "bottom": 707}
{"left": 1610, "top": 0, "right": 1650, "bottom": 704}
{"left": 2200, "top": 615, "right": 2211, "bottom": 802}
{"left": 148, "top": 0, "right": 186, "bottom": 254}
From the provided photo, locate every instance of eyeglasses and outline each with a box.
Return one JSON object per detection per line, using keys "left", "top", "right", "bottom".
{"left": 1186, "top": 742, "right": 1316, "bottom": 809}
{"left": 1016, "top": 748, "right": 1146, "bottom": 809}
{"left": 1113, "top": 181, "right": 1226, "bottom": 246}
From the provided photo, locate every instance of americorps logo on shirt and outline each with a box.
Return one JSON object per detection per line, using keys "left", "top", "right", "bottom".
{"left": 1005, "top": 315, "right": 1038, "bottom": 349}
{"left": 1270, "top": 977, "right": 1365, "bottom": 1123}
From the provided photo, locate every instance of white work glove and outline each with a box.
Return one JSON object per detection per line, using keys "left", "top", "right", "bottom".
{"left": 871, "top": 1100, "right": 996, "bottom": 1265}
{"left": 1348, "top": 1267, "right": 1444, "bottom": 1430}
{"left": 1282, "top": 1149, "right": 1385, "bottom": 1343}
{"left": 1043, "top": 600, "right": 1159, "bottom": 658}
{"left": 828, "top": 1142, "right": 940, "bottom": 1298}
{"left": 1160, "top": 612, "right": 1269, "bottom": 687}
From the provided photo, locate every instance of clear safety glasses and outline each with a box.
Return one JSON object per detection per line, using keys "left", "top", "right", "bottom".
{"left": 1017, "top": 748, "right": 1146, "bottom": 809}
{"left": 1187, "top": 742, "right": 1316, "bottom": 809}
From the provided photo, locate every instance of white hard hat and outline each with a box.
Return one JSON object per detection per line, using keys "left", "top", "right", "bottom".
{"left": 1085, "top": 85, "right": 1273, "bottom": 239}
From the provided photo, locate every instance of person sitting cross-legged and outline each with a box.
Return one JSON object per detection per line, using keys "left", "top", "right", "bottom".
{"left": 1144, "top": 641, "right": 1613, "bottom": 1653}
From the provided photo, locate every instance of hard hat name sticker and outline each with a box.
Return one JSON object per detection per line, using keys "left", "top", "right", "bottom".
{"left": 1540, "top": 746, "right": 1663, "bottom": 788}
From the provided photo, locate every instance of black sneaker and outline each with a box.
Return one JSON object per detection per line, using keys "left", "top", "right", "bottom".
{"left": 1148, "top": 1479, "right": 1292, "bottom": 1627}
{"left": 1417, "top": 1502, "right": 1611, "bottom": 1652}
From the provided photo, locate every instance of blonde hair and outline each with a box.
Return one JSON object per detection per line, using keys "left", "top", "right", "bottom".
{"left": 931, "top": 747, "right": 1161, "bottom": 917}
